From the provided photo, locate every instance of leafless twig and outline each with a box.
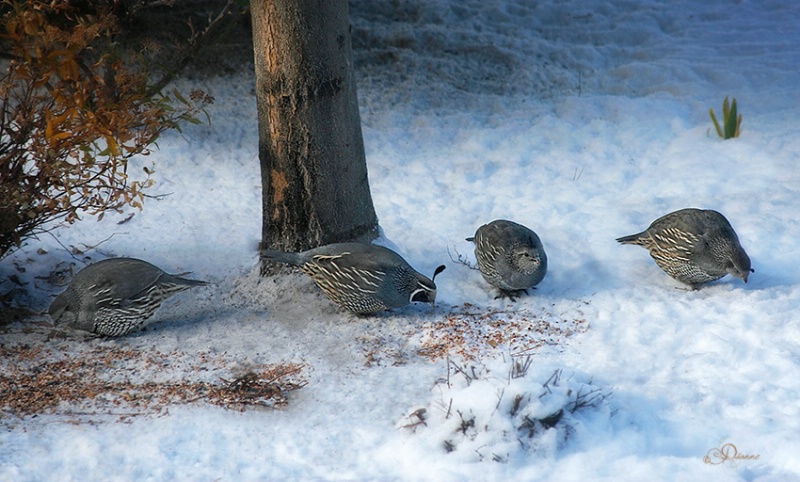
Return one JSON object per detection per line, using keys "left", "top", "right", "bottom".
{"left": 447, "top": 246, "right": 478, "bottom": 270}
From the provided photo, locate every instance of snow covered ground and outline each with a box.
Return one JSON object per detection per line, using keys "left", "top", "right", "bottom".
{"left": 3, "top": 0, "right": 800, "bottom": 480}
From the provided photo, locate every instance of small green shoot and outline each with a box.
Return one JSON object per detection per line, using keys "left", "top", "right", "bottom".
{"left": 709, "top": 96, "right": 742, "bottom": 139}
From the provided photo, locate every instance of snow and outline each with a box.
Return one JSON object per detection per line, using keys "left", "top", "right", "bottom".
{"left": 3, "top": 0, "right": 800, "bottom": 480}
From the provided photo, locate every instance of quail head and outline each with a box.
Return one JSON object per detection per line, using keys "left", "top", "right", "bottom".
{"left": 466, "top": 219, "right": 548, "bottom": 300}
{"left": 616, "top": 208, "right": 753, "bottom": 289}
{"left": 260, "top": 242, "right": 445, "bottom": 314}
{"left": 49, "top": 257, "right": 208, "bottom": 337}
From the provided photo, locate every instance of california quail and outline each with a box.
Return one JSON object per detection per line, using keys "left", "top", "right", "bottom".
{"left": 616, "top": 208, "right": 753, "bottom": 288}
{"left": 260, "top": 242, "right": 445, "bottom": 314}
{"left": 49, "top": 258, "right": 208, "bottom": 336}
{"left": 466, "top": 219, "right": 548, "bottom": 300}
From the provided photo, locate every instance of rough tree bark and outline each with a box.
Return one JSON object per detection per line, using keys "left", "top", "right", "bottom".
{"left": 251, "top": 0, "right": 378, "bottom": 256}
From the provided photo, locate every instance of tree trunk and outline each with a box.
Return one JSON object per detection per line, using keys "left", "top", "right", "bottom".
{"left": 251, "top": 0, "right": 378, "bottom": 255}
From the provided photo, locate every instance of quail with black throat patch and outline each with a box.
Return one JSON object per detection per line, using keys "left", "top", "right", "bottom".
{"left": 260, "top": 242, "right": 445, "bottom": 314}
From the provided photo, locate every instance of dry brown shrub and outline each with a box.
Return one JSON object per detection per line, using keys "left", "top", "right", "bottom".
{"left": 0, "top": 0, "right": 214, "bottom": 260}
